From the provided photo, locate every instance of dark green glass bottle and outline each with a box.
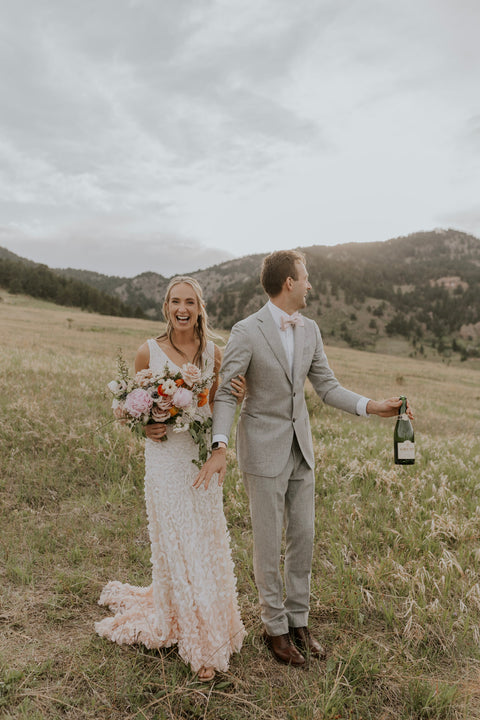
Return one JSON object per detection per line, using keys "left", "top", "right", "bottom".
{"left": 394, "top": 396, "right": 415, "bottom": 465}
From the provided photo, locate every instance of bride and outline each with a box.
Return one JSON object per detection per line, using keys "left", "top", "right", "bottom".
{"left": 95, "top": 276, "right": 246, "bottom": 681}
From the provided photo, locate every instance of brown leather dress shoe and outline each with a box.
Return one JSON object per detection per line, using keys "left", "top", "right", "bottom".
{"left": 289, "top": 626, "right": 326, "bottom": 659}
{"left": 263, "top": 631, "right": 306, "bottom": 666}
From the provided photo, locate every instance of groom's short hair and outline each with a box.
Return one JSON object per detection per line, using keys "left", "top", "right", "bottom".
{"left": 260, "top": 250, "right": 306, "bottom": 297}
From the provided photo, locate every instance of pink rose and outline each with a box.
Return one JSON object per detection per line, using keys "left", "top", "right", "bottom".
{"left": 172, "top": 387, "right": 193, "bottom": 409}
{"left": 135, "top": 369, "right": 154, "bottom": 388}
{"left": 156, "top": 395, "right": 174, "bottom": 410}
{"left": 181, "top": 363, "right": 202, "bottom": 387}
{"left": 151, "top": 405, "right": 172, "bottom": 422}
{"left": 112, "top": 399, "right": 128, "bottom": 421}
{"left": 124, "top": 388, "right": 153, "bottom": 418}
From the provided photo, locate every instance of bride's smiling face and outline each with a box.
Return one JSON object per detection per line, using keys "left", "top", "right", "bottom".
{"left": 167, "top": 283, "right": 201, "bottom": 331}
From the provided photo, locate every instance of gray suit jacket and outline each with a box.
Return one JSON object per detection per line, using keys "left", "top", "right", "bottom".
{"left": 213, "top": 303, "right": 363, "bottom": 477}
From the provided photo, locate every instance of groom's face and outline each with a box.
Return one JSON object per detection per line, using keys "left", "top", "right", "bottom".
{"left": 291, "top": 261, "right": 312, "bottom": 310}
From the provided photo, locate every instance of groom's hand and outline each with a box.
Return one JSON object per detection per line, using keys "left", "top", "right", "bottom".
{"left": 366, "top": 397, "right": 414, "bottom": 419}
{"left": 193, "top": 447, "right": 227, "bottom": 490}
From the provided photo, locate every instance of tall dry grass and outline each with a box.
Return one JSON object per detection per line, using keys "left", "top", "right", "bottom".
{"left": 1, "top": 290, "right": 480, "bottom": 719}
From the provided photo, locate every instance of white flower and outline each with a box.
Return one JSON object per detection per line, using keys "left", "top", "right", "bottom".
{"left": 161, "top": 379, "right": 177, "bottom": 395}
{"left": 108, "top": 380, "right": 120, "bottom": 394}
{"left": 173, "top": 417, "right": 188, "bottom": 433}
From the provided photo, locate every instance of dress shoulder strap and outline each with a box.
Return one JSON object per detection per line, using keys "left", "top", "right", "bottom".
{"left": 203, "top": 340, "right": 216, "bottom": 375}
{"left": 146, "top": 338, "right": 165, "bottom": 368}
{"left": 146, "top": 338, "right": 157, "bottom": 357}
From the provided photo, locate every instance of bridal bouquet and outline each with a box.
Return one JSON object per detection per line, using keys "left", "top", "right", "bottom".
{"left": 108, "top": 354, "right": 214, "bottom": 467}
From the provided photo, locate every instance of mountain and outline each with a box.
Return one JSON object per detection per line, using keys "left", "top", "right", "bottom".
{"left": 60, "top": 227, "right": 480, "bottom": 359}
{"left": 301, "top": 229, "right": 480, "bottom": 358}
{"left": 57, "top": 267, "right": 171, "bottom": 312}
{"left": 2, "top": 228, "right": 480, "bottom": 360}
{"left": 0, "top": 246, "right": 37, "bottom": 266}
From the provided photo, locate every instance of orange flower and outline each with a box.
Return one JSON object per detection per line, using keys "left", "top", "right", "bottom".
{"left": 197, "top": 389, "right": 209, "bottom": 407}
{"left": 158, "top": 384, "right": 166, "bottom": 396}
{"left": 169, "top": 406, "right": 179, "bottom": 416}
{"left": 175, "top": 379, "right": 185, "bottom": 386}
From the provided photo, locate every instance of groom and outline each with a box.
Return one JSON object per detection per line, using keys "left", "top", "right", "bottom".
{"left": 194, "top": 250, "right": 407, "bottom": 666}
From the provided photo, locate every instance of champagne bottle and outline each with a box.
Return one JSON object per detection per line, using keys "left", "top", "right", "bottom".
{"left": 394, "top": 395, "right": 415, "bottom": 465}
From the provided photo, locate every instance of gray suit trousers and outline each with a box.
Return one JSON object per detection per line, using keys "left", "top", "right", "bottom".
{"left": 242, "top": 437, "right": 315, "bottom": 636}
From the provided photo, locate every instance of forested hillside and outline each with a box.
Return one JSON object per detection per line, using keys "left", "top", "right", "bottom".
{"left": 0, "top": 254, "right": 145, "bottom": 318}
{"left": 2, "top": 228, "right": 480, "bottom": 360}
{"left": 302, "top": 230, "right": 480, "bottom": 358}
{"left": 200, "top": 229, "right": 480, "bottom": 360}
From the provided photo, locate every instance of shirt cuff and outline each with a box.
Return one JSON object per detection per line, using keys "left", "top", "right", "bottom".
{"left": 212, "top": 434, "right": 229, "bottom": 446}
{"left": 356, "top": 396, "right": 371, "bottom": 417}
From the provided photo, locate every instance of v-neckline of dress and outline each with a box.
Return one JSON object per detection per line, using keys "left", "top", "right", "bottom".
{"left": 154, "top": 340, "right": 201, "bottom": 370}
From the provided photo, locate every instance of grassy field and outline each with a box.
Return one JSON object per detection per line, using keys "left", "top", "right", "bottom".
{"left": 2, "top": 290, "right": 480, "bottom": 719}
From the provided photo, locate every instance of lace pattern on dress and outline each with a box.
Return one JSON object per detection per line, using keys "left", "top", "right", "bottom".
{"left": 95, "top": 339, "right": 245, "bottom": 672}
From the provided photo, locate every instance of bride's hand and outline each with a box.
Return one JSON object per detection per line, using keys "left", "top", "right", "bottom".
{"left": 230, "top": 374, "right": 246, "bottom": 404}
{"left": 144, "top": 422, "right": 168, "bottom": 441}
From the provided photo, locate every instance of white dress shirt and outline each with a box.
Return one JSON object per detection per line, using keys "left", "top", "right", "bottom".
{"left": 267, "top": 300, "right": 296, "bottom": 373}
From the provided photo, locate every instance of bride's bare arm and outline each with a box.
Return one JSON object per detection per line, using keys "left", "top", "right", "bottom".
{"left": 134, "top": 341, "right": 166, "bottom": 441}
{"left": 135, "top": 342, "right": 150, "bottom": 373}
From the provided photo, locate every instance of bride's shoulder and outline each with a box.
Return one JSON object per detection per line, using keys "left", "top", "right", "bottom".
{"left": 211, "top": 341, "right": 222, "bottom": 360}
{"left": 205, "top": 339, "right": 220, "bottom": 357}
{"left": 204, "top": 341, "right": 221, "bottom": 374}
{"left": 136, "top": 339, "right": 151, "bottom": 354}
{"left": 135, "top": 340, "right": 152, "bottom": 372}
{"left": 212, "top": 343, "right": 222, "bottom": 373}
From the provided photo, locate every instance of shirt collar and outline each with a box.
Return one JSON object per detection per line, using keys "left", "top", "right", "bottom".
{"left": 267, "top": 299, "right": 292, "bottom": 329}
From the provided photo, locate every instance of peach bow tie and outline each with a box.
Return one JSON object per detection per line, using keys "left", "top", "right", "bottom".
{"left": 280, "top": 312, "right": 304, "bottom": 331}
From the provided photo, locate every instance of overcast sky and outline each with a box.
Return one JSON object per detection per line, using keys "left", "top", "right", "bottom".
{"left": 1, "top": 0, "right": 479, "bottom": 277}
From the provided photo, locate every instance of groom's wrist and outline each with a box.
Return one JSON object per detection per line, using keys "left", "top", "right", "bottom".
{"left": 211, "top": 441, "right": 227, "bottom": 452}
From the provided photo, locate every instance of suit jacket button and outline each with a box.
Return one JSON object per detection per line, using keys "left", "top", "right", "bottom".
{"left": 293, "top": 418, "right": 296, "bottom": 422}
{"left": 293, "top": 392, "right": 296, "bottom": 397}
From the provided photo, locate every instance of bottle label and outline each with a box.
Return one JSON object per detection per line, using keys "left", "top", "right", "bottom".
{"left": 400, "top": 413, "right": 409, "bottom": 421}
{"left": 397, "top": 440, "right": 415, "bottom": 460}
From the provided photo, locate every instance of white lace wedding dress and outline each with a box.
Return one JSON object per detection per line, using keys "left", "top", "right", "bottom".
{"left": 95, "top": 339, "right": 245, "bottom": 673}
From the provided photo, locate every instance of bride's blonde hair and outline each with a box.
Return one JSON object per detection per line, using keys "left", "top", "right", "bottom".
{"left": 160, "top": 276, "right": 211, "bottom": 367}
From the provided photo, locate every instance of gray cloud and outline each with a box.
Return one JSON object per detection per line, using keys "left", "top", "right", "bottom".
{"left": 1, "top": 1, "right": 326, "bottom": 169}
{"left": 0, "top": 0, "right": 479, "bottom": 271}
{"left": 0, "top": 0, "right": 333, "bottom": 240}
{"left": 459, "top": 115, "right": 480, "bottom": 151}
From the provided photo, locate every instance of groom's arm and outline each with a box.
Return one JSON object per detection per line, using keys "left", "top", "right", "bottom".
{"left": 193, "top": 322, "right": 252, "bottom": 490}
{"left": 212, "top": 322, "right": 253, "bottom": 438}
{"left": 307, "top": 322, "right": 363, "bottom": 414}
{"left": 307, "top": 323, "right": 411, "bottom": 419}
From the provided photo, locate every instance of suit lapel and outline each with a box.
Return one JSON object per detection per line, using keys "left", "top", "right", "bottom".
{"left": 257, "top": 304, "right": 292, "bottom": 382}
{"left": 292, "top": 322, "right": 305, "bottom": 382}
